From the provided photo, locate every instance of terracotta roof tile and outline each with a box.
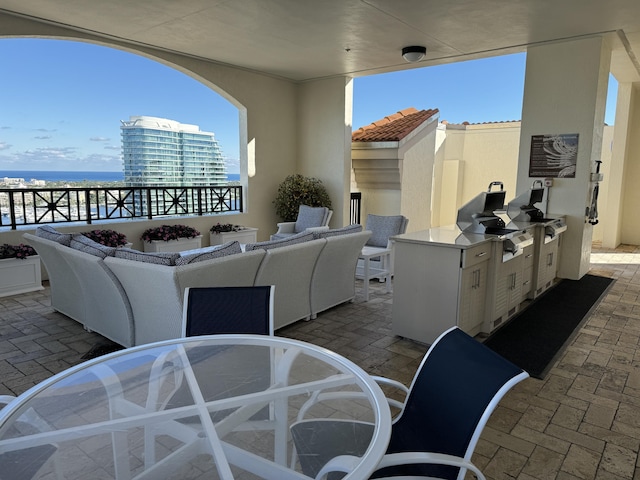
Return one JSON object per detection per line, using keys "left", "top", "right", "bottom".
{"left": 352, "top": 107, "right": 439, "bottom": 142}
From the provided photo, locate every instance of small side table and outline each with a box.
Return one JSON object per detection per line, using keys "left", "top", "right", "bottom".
{"left": 356, "top": 246, "right": 392, "bottom": 301}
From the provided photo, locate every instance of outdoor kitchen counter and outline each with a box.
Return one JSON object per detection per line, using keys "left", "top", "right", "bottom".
{"left": 391, "top": 224, "right": 495, "bottom": 249}
{"left": 391, "top": 225, "right": 497, "bottom": 345}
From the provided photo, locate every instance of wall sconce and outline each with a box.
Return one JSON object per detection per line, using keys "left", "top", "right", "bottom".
{"left": 402, "top": 46, "right": 426, "bottom": 63}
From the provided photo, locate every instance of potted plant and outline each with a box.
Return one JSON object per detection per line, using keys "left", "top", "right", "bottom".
{"left": 209, "top": 223, "right": 258, "bottom": 245}
{"left": 273, "top": 174, "right": 332, "bottom": 222}
{"left": 0, "top": 243, "right": 37, "bottom": 260}
{"left": 140, "top": 224, "right": 202, "bottom": 253}
{"left": 0, "top": 243, "right": 43, "bottom": 297}
{"left": 82, "top": 229, "right": 130, "bottom": 248}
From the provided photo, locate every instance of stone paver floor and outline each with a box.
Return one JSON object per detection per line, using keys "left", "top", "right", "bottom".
{"left": 1, "top": 242, "right": 639, "bottom": 479}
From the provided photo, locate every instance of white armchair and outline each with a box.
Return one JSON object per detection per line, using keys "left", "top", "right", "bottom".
{"left": 356, "top": 214, "right": 409, "bottom": 300}
{"left": 270, "top": 204, "right": 333, "bottom": 240}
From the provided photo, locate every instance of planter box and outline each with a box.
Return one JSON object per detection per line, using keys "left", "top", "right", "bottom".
{"left": 209, "top": 227, "right": 258, "bottom": 246}
{"left": 0, "top": 256, "right": 44, "bottom": 298}
{"left": 143, "top": 236, "right": 203, "bottom": 253}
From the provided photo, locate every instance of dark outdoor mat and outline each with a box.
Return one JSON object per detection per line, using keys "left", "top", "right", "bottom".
{"left": 81, "top": 340, "right": 125, "bottom": 360}
{"left": 483, "top": 274, "right": 614, "bottom": 379}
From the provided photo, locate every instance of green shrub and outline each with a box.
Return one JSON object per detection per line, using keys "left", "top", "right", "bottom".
{"left": 273, "top": 174, "right": 332, "bottom": 222}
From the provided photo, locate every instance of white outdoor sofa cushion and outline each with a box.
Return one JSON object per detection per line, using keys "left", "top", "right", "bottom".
{"left": 104, "top": 249, "right": 266, "bottom": 345}
{"left": 253, "top": 238, "right": 327, "bottom": 329}
{"left": 310, "top": 229, "right": 371, "bottom": 318}
{"left": 24, "top": 232, "right": 135, "bottom": 347}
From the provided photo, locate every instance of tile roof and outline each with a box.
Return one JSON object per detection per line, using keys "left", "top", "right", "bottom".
{"left": 352, "top": 107, "right": 439, "bottom": 142}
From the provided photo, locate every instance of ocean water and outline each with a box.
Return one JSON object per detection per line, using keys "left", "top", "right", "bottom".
{"left": 1, "top": 170, "right": 240, "bottom": 182}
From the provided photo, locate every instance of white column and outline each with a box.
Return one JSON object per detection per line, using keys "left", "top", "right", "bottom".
{"left": 517, "top": 36, "right": 612, "bottom": 279}
{"left": 602, "top": 82, "right": 634, "bottom": 248}
{"left": 298, "top": 77, "right": 354, "bottom": 227}
{"left": 619, "top": 86, "right": 640, "bottom": 244}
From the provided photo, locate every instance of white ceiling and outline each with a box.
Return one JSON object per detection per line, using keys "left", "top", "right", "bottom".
{"left": 1, "top": 0, "right": 640, "bottom": 83}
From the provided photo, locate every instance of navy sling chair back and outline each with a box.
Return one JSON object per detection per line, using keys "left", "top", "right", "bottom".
{"left": 182, "top": 285, "right": 275, "bottom": 336}
{"left": 291, "top": 326, "right": 529, "bottom": 480}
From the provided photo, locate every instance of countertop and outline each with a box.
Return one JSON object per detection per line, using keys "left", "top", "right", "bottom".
{"left": 391, "top": 215, "right": 565, "bottom": 249}
{"left": 391, "top": 225, "right": 495, "bottom": 249}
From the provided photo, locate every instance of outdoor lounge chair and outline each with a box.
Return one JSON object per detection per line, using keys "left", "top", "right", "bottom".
{"left": 290, "top": 326, "right": 529, "bottom": 480}
{"left": 355, "top": 214, "right": 408, "bottom": 300}
{"left": 361, "top": 213, "right": 409, "bottom": 271}
{"left": 270, "top": 204, "right": 333, "bottom": 240}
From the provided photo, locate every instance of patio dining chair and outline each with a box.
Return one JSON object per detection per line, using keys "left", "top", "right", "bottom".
{"left": 107, "top": 286, "right": 276, "bottom": 472}
{"left": 290, "top": 327, "right": 529, "bottom": 480}
{"left": 270, "top": 204, "right": 333, "bottom": 240}
{"left": 182, "top": 285, "right": 275, "bottom": 336}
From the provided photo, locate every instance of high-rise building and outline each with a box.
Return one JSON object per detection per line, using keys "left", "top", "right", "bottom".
{"left": 121, "top": 116, "right": 226, "bottom": 186}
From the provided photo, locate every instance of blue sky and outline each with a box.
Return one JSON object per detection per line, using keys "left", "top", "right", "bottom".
{"left": 0, "top": 39, "right": 618, "bottom": 173}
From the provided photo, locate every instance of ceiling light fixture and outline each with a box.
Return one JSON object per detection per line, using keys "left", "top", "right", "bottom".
{"left": 402, "top": 45, "right": 426, "bottom": 63}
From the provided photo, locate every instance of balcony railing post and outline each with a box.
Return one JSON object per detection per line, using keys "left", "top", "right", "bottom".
{"left": 197, "top": 188, "right": 203, "bottom": 216}
{"left": 146, "top": 189, "right": 153, "bottom": 220}
{"left": 9, "top": 191, "right": 17, "bottom": 230}
{"left": 84, "top": 189, "right": 92, "bottom": 225}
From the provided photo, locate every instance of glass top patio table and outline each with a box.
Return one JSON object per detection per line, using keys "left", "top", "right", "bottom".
{"left": 0, "top": 334, "right": 391, "bottom": 479}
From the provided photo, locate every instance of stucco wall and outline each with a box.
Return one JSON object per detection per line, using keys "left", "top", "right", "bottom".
{"left": 400, "top": 124, "right": 437, "bottom": 232}
{"left": 592, "top": 125, "right": 614, "bottom": 243}
{"left": 298, "top": 78, "right": 353, "bottom": 227}
{"left": 436, "top": 123, "right": 521, "bottom": 227}
{"left": 620, "top": 88, "right": 640, "bottom": 244}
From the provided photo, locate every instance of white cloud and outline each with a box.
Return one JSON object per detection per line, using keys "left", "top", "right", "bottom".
{"left": 224, "top": 157, "right": 240, "bottom": 174}
{"left": 90, "top": 137, "right": 110, "bottom": 142}
{"left": 0, "top": 142, "right": 11, "bottom": 151}
{"left": 34, "top": 135, "right": 52, "bottom": 140}
{"left": 104, "top": 145, "right": 120, "bottom": 150}
{"left": 0, "top": 146, "right": 121, "bottom": 171}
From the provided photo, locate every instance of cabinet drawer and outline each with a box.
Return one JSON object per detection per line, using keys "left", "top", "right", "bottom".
{"left": 461, "top": 243, "right": 492, "bottom": 268}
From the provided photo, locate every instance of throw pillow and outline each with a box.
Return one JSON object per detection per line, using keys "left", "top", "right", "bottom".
{"left": 294, "top": 205, "right": 328, "bottom": 233}
{"left": 35, "top": 225, "right": 73, "bottom": 246}
{"left": 114, "top": 248, "right": 180, "bottom": 266}
{"left": 313, "top": 224, "right": 362, "bottom": 239}
{"left": 366, "top": 215, "right": 405, "bottom": 247}
{"left": 70, "top": 233, "right": 117, "bottom": 259}
{"left": 245, "top": 231, "right": 315, "bottom": 251}
{"left": 175, "top": 241, "right": 242, "bottom": 265}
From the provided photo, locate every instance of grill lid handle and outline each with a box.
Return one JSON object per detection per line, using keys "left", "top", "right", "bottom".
{"left": 488, "top": 181, "right": 504, "bottom": 192}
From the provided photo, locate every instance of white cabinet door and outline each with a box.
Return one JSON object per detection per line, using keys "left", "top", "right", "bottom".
{"left": 521, "top": 244, "right": 535, "bottom": 301}
{"left": 535, "top": 237, "right": 559, "bottom": 296}
{"left": 486, "top": 253, "right": 523, "bottom": 333}
{"left": 460, "top": 259, "right": 489, "bottom": 334}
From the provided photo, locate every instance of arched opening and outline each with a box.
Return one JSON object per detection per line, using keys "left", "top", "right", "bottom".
{"left": 0, "top": 38, "right": 242, "bottom": 183}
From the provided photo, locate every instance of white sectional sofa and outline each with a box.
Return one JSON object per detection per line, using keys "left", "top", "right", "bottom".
{"left": 24, "top": 225, "right": 370, "bottom": 347}
{"left": 24, "top": 232, "right": 135, "bottom": 347}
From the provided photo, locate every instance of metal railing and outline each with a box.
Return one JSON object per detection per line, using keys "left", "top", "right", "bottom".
{"left": 350, "top": 192, "right": 362, "bottom": 225}
{"left": 0, "top": 185, "right": 243, "bottom": 230}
